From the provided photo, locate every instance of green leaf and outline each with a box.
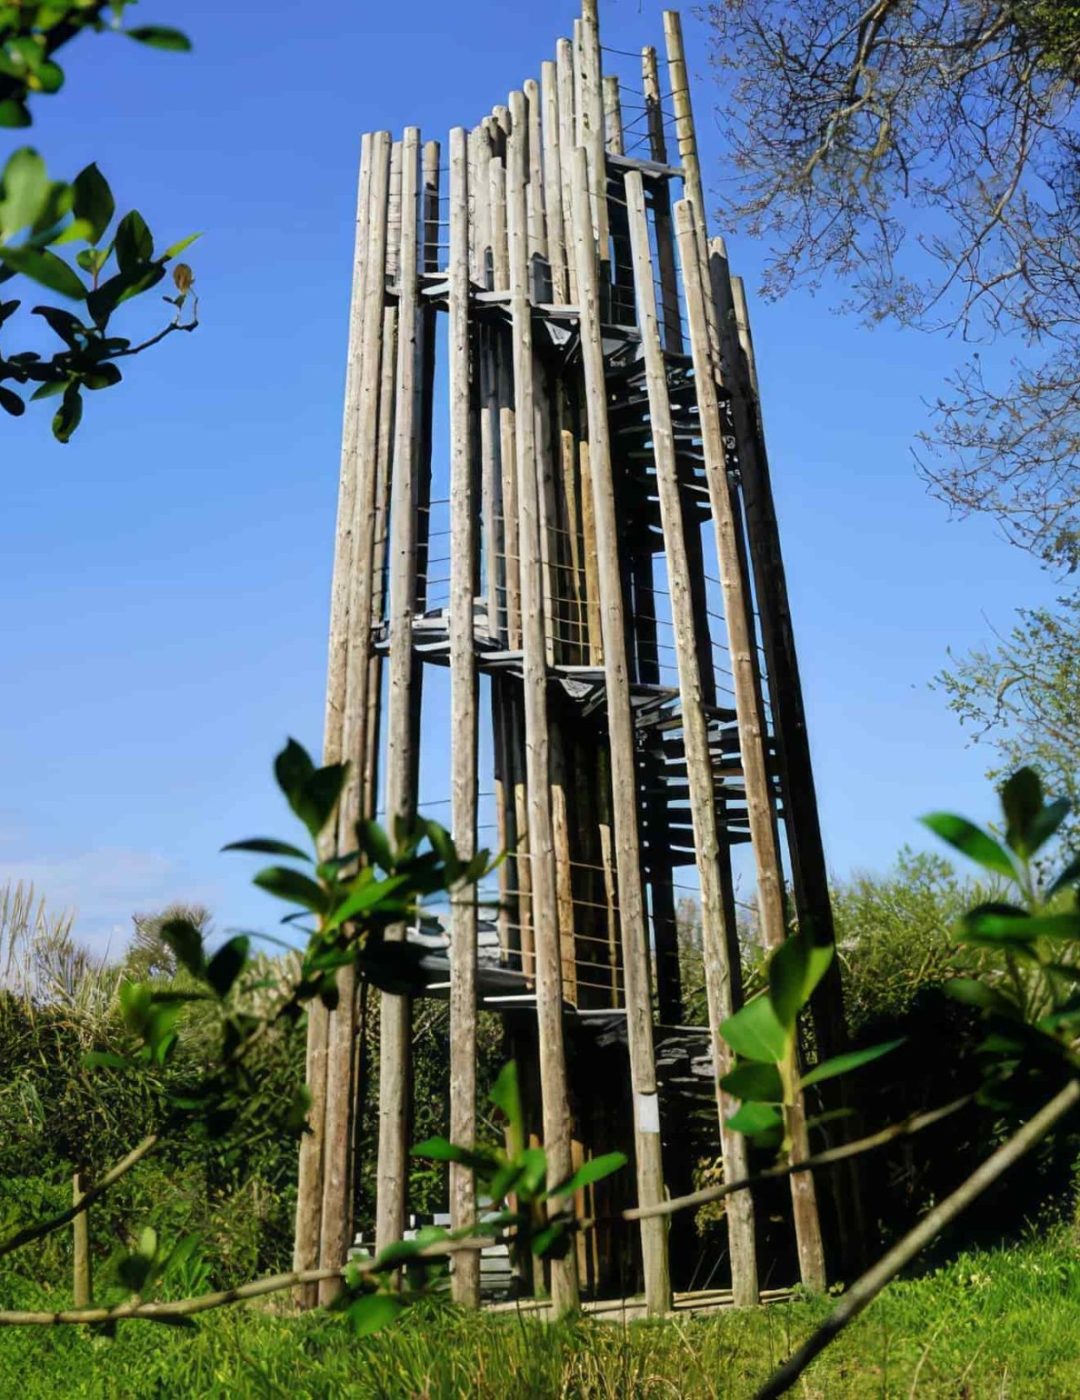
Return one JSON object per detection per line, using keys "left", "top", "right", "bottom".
{"left": 30, "top": 379, "right": 65, "bottom": 400}
{"left": 0, "top": 245, "right": 85, "bottom": 300}
{"left": 72, "top": 163, "right": 114, "bottom": 244}
{"left": 160, "top": 1234, "right": 202, "bottom": 1279}
{"left": 719, "top": 994, "right": 789, "bottom": 1064}
{"left": 726, "top": 1102, "right": 783, "bottom": 1136}
{"left": 1049, "top": 853, "right": 1080, "bottom": 897}
{"left": 86, "top": 263, "right": 165, "bottom": 326}
{"left": 30, "top": 59, "right": 64, "bottom": 95}
{"left": 530, "top": 1222, "right": 570, "bottom": 1259}
{"left": 799, "top": 1038, "right": 904, "bottom": 1089}
{"left": 75, "top": 247, "right": 109, "bottom": 276}
{"left": 83, "top": 362, "right": 122, "bottom": 390}
{"left": 0, "top": 385, "right": 24, "bottom": 416}
{"left": 127, "top": 26, "right": 193, "bottom": 52}
{"left": 158, "top": 918, "right": 205, "bottom": 977}
{"left": 119, "top": 979, "right": 153, "bottom": 1031}
{"left": 720, "top": 1060, "right": 784, "bottom": 1103}
{"left": 82, "top": 1049, "right": 130, "bottom": 1070}
{"left": 1027, "top": 799, "right": 1071, "bottom": 857}
{"left": 348, "top": 1288, "right": 403, "bottom": 1332}
{"left": 205, "top": 935, "right": 249, "bottom": 997}
{"left": 275, "top": 737, "right": 315, "bottom": 802}
{"left": 357, "top": 819, "right": 395, "bottom": 872}
{"left": 52, "top": 383, "right": 82, "bottom": 442}
{"left": 942, "top": 979, "right": 1020, "bottom": 1016}
{"left": 32, "top": 303, "right": 84, "bottom": 345}
{"left": 921, "top": 812, "right": 1016, "bottom": 880}
{"left": 1002, "top": 768, "right": 1043, "bottom": 857}
{"left": 0, "top": 101, "right": 31, "bottom": 129}
{"left": 253, "top": 866, "right": 328, "bottom": 913}
{"left": 768, "top": 935, "right": 834, "bottom": 1030}
{"left": 0, "top": 148, "right": 50, "bottom": 237}
{"left": 550, "top": 1150, "right": 627, "bottom": 1199}
{"left": 222, "top": 837, "right": 312, "bottom": 861}
{"left": 959, "top": 905, "right": 1080, "bottom": 943}
{"left": 489, "top": 1061, "right": 523, "bottom": 1144}
{"left": 117, "top": 1254, "right": 153, "bottom": 1293}
{"left": 518, "top": 1146, "right": 549, "bottom": 1196}
{"left": 163, "top": 231, "right": 202, "bottom": 259}
{"left": 409, "top": 1137, "right": 488, "bottom": 1168}
{"left": 113, "top": 210, "right": 152, "bottom": 271}
{"left": 298, "top": 764, "right": 349, "bottom": 843}
{"left": 323, "top": 873, "right": 410, "bottom": 932}
{"left": 287, "top": 1083, "right": 312, "bottom": 1130}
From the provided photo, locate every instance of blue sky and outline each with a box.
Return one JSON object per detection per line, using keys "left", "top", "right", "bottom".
{"left": 0, "top": 1, "right": 1056, "bottom": 952}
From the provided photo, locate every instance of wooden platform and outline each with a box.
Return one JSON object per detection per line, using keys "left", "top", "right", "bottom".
{"left": 485, "top": 1285, "right": 795, "bottom": 1323}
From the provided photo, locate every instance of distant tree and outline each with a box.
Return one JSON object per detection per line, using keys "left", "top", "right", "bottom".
{"left": 1, "top": 2, "right": 197, "bottom": 440}
{"left": 125, "top": 903, "right": 213, "bottom": 982}
{"left": 936, "top": 588, "right": 1080, "bottom": 836}
{"left": 706, "top": 0, "right": 1080, "bottom": 570}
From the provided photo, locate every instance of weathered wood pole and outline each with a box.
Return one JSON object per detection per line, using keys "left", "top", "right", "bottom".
{"left": 447, "top": 128, "right": 481, "bottom": 1308}
{"left": 641, "top": 45, "right": 683, "bottom": 354}
{"left": 507, "top": 86, "right": 579, "bottom": 1314}
{"left": 375, "top": 127, "right": 425, "bottom": 1262}
{"left": 624, "top": 170, "right": 759, "bottom": 1306}
{"left": 570, "top": 146, "right": 671, "bottom": 1316}
{"left": 72, "top": 1171, "right": 91, "bottom": 1308}
{"left": 296, "top": 131, "right": 391, "bottom": 1304}
{"left": 675, "top": 198, "right": 827, "bottom": 1292}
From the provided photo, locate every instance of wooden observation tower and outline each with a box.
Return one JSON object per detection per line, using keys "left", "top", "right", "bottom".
{"left": 295, "top": 0, "right": 850, "bottom": 1316}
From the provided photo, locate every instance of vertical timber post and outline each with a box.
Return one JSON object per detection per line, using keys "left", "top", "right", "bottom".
{"left": 570, "top": 146, "right": 671, "bottom": 1316}
{"left": 624, "top": 170, "right": 758, "bottom": 1306}
{"left": 507, "top": 86, "right": 580, "bottom": 1315}
{"left": 447, "top": 128, "right": 481, "bottom": 1308}
{"left": 375, "top": 127, "right": 424, "bottom": 1263}
{"left": 676, "top": 199, "right": 827, "bottom": 1292}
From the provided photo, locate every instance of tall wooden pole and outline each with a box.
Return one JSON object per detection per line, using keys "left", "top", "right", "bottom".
{"left": 676, "top": 198, "right": 826, "bottom": 1292}
{"left": 447, "top": 128, "right": 481, "bottom": 1308}
{"left": 375, "top": 127, "right": 424, "bottom": 1262}
{"left": 642, "top": 46, "right": 683, "bottom": 354}
{"left": 297, "top": 132, "right": 390, "bottom": 1304}
{"left": 507, "top": 86, "right": 579, "bottom": 1314}
{"left": 624, "top": 170, "right": 758, "bottom": 1306}
{"left": 570, "top": 146, "right": 670, "bottom": 1316}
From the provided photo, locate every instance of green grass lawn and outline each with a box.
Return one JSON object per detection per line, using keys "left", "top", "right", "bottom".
{"left": 2, "top": 1232, "right": 1078, "bottom": 1397}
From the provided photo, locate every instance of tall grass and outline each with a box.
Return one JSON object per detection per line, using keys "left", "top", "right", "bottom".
{"left": 2, "top": 1230, "right": 1078, "bottom": 1397}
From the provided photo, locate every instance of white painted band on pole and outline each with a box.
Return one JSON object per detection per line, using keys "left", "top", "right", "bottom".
{"left": 636, "top": 1092, "right": 661, "bottom": 1134}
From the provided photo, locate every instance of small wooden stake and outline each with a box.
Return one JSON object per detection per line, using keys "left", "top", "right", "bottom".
{"left": 72, "top": 1171, "right": 91, "bottom": 1309}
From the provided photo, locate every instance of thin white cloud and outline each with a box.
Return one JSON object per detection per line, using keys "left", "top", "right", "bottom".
{"left": 0, "top": 847, "right": 214, "bottom": 958}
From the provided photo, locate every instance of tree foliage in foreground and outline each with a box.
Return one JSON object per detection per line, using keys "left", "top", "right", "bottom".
{"left": 706, "top": 0, "right": 1080, "bottom": 570}
{"left": 0, "top": 2, "right": 197, "bottom": 438}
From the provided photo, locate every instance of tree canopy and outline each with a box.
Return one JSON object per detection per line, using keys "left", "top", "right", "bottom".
{"left": 707, "top": 0, "right": 1080, "bottom": 569}
{"left": 0, "top": 3, "right": 196, "bottom": 440}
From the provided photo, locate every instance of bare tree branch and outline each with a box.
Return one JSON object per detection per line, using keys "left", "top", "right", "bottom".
{"left": 754, "top": 1078, "right": 1080, "bottom": 1399}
